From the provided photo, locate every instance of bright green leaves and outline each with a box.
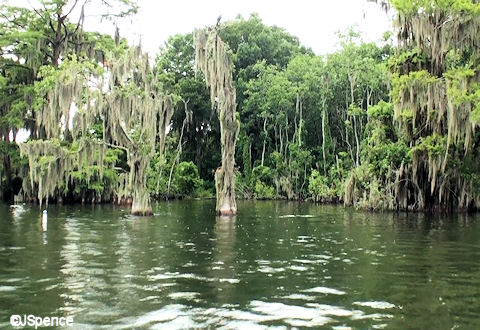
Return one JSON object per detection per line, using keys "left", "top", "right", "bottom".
{"left": 412, "top": 134, "right": 447, "bottom": 157}
{"left": 379, "top": 0, "right": 480, "bottom": 210}
{"left": 308, "top": 170, "right": 329, "bottom": 202}
{"left": 175, "top": 161, "right": 202, "bottom": 197}
{"left": 444, "top": 67, "right": 480, "bottom": 124}
{"left": 391, "top": 71, "right": 438, "bottom": 102}
{"left": 367, "top": 100, "right": 394, "bottom": 119}
{"left": 391, "top": 0, "right": 480, "bottom": 14}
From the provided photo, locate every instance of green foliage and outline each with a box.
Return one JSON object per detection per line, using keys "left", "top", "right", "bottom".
{"left": 242, "top": 136, "right": 252, "bottom": 179}
{"left": 254, "top": 180, "right": 275, "bottom": 199}
{"left": 154, "top": 33, "right": 216, "bottom": 180}
{"left": 368, "top": 141, "right": 411, "bottom": 175}
{"left": 371, "top": 0, "right": 480, "bottom": 211}
{"left": 4, "top": 2, "right": 480, "bottom": 213}
{"left": 367, "top": 100, "right": 393, "bottom": 119}
{"left": 174, "top": 161, "right": 202, "bottom": 197}
{"left": 69, "top": 148, "right": 121, "bottom": 200}
{"left": 444, "top": 67, "right": 480, "bottom": 124}
{"left": 391, "top": 0, "right": 480, "bottom": 15}
{"left": 390, "top": 70, "right": 438, "bottom": 105}
{"left": 147, "top": 151, "right": 170, "bottom": 196}
{"left": 388, "top": 49, "right": 425, "bottom": 74}
{"left": 150, "top": 16, "right": 392, "bottom": 206}
{"left": 147, "top": 137, "right": 205, "bottom": 199}
{"left": 251, "top": 165, "right": 274, "bottom": 186}
{"left": 344, "top": 164, "right": 395, "bottom": 211}
{"left": 220, "top": 14, "right": 311, "bottom": 74}
{"left": 0, "top": 141, "right": 27, "bottom": 200}
{"left": 308, "top": 170, "right": 329, "bottom": 202}
{"left": 250, "top": 165, "right": 275, "bottom": 199}
{"left": 235, "top": 165, "right": 276, "bottom": 200}
{"left": 412, "top": 134, "right": 447, "bottom": 157}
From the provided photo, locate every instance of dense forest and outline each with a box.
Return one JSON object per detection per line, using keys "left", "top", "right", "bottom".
{"left": 1, "top": 0, "right": 480, "bottom": 213}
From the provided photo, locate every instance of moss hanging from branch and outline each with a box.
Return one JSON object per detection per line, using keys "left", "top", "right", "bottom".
{"left": 194, "top": 24, "right": 240, "bottom": 216}
{"left": 33, "top": 57, "right": 91, "bottom": 140}
{"left": 382, "top": 0, "right": 480, "bottom": 211}
{"left": 21, "top": 30, "right": 174, "bottom": 215}
{"left": 19, "top": 138, "right": 107, "bottom": 207}
{"left": 21, "top": 51, "right": 107, "bottom": 206}
{"left": 103, "top": 40, "right": 174, "bottom": 216}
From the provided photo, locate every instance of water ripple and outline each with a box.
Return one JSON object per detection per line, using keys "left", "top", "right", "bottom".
{"left": 304, "top": 287, "right": 346, "bottom": 295}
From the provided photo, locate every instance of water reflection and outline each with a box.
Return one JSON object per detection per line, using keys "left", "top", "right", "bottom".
{"left": 212, "top": 216, "right": 238, "bottom": 304}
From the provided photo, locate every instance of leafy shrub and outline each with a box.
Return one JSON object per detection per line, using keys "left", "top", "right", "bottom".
{"left": 174, "top": 161, "right": 202, "bottom": 196}
{"left": 251, "top": 165, "right": 274, "bottom": 186}
{"left": 254, "top": 180, "right": 275, "bottom": 199}
{"left": 308, "top": 170, "right": 329, "bottom": 202}
{"left": 251, "top": 165, "right": 275, "bottom": 199}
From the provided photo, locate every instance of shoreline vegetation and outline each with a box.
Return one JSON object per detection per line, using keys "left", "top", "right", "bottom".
{"left": 1, "top": 1, "right": 480, "bottom": 213}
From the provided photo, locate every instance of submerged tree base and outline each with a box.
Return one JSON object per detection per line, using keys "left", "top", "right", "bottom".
{"left": 217, "top": 205, "right": 237, "bottom": 216}
{"left": 131, "top": 206, "right": 153, "bottom": 216}
{"left": 215, "top": 158, "right": 237, "bottom": 216}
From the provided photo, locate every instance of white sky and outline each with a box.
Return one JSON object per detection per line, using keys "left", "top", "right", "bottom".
{"left": 85, "top": 0, "right": 393, "bottom": 56}
{"left": 12, "top": 0, "right": 393, "bottom": 55}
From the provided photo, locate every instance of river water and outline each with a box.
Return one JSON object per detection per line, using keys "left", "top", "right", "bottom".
{"left": 1, "top": 200, "right": 479, "bottom": 329}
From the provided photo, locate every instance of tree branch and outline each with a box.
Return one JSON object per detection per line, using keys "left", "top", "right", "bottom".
{"left": 105, "top": 142, "right": 128, "bottom": 153}
{"left": 48, "top": 18, "right": 56, "bottom": 34}
{"left": 72, "top": 1, "right": 87, "bottom": 36}
{"left": 0, "top": 62, "right": 34, "bottom": 72}
{"left": 104, "top": 98, "right": 135, "bottom": 149}
{"left": 60, "top": 18, "right": 69, "bottom": 43}
{"left": 0, "top": 13, "right": 26, "bottom": 30}
{"left": 62, "top": 0, "right": 80, "bottom": 20}
{"left": 27, "top": 0, "right": 45, "bottom": 20}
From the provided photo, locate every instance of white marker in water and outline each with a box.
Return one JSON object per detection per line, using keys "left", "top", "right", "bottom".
{"left": 42, "top": 210, "right": 47, "bottom": 231}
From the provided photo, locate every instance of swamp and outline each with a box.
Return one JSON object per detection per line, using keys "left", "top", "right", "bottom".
{"left": 1, "top": 0, "right": 480, "bottom": 328}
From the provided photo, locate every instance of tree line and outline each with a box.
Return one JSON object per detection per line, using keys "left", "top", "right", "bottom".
{"left": 1, "top": 0, "right": 480, "bottom": 212}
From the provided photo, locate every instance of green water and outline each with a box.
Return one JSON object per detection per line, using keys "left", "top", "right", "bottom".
{"left": 1, "top": 201, "right": 480, "bottom": 329}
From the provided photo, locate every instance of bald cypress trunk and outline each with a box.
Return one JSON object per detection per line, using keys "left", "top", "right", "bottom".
{"left": 130, "top": 154, "right": 152, "bottom": 216}
{"left": 194, "top": 25, "right": 240, "bottom": 216}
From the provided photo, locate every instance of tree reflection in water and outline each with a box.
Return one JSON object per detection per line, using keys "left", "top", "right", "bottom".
{"left": 212, "top": 216, "right": 238, "bottom": 304}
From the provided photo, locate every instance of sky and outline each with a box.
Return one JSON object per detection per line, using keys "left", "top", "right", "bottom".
{"left": 12, "top": 0, "right": 394, "bottom": 55}
{"left": 84, "top": 0, "right": 394, "bottom": 56}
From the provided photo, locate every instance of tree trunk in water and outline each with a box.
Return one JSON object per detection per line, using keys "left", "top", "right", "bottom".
{"left": 215, "top": 85, "right": 239, "bottom": 215}
{"left": 131, "top": 188, "right": 152, "bottom": 216}
{"left": 2, "top": 152, "right": 12, "bottom": 203}
{"left": 215, "top": 162, "right": 236, "bottom": 216}
{"left": 130, "top": 157, "right": 152, "bottom": 216}
{"left": 195, "top": 24, "right": 240, "bottom": 216}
